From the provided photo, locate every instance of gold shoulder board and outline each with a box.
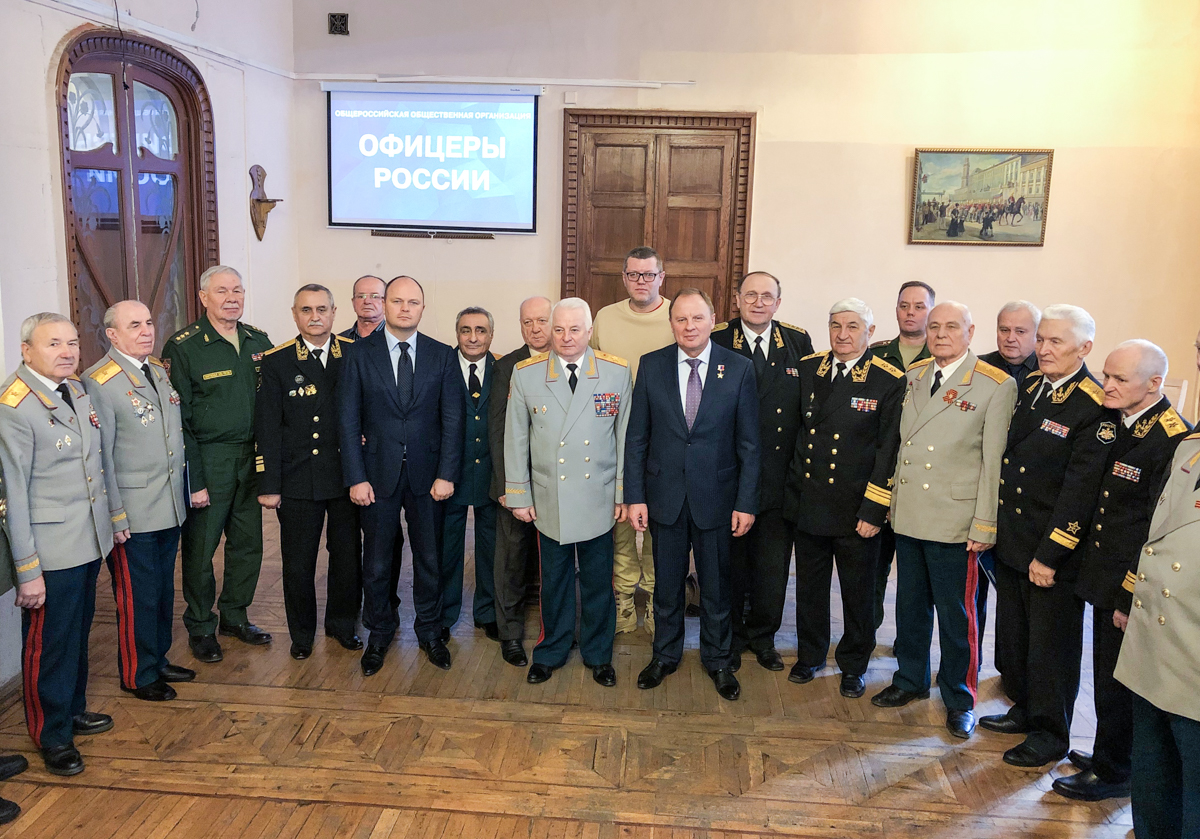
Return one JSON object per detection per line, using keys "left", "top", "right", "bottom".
{"left": 801, "top": 351, "right": 827, "bottom": 362}
{"left": 869, "top": 339, "right": 890, "bottom": 349}
{"left": 779, "top": 321, "right": 808, "bottom": 335}
{"left": 1159, "top": 408, "right": 1189, "bottom": 437}
{"left": 242, "top": 322, "right": 268, "bottom": 336}
{"left": 0, "top": 379, "right": 30, "bottom": 408}
{"left": 972, "top": 360, "right": 1010, "bottom": 385}
{"left": 1184, "top": 431, "right": 1200, "bottom": 441}
{"left": 336, "top": 335, "right": 355, "bottom": 345}
{"left": 712, "top": 322, "right": 730, "bottom": 332}
{"left": 172, "top": 325, "right": 199, "bottom": 344}
{"left": 88, "top": 359, "right": 122, "bottom": 384}
{"left": 908, "top": 357, "right": 934, "bottom": 369}
{"left": 516, "top": 352, "right": 549, "bottom": 371}
{"left": 148, "top": 356, "right": 165, "bottom": 367}
{"left": 263, "top": 339, "right": 297, "bottom": 357}
{"left": 594, "top": 350, "right": 628, "bottom": 367}
{"left": 1079, "top": 377, "right": 1104, "bottom": 405}
{"left": 871, "top": 356, "right": 904, "bottom": 378}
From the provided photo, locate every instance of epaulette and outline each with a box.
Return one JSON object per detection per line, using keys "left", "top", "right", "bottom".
{"left": 335, "top": 335, "right": 354, "bottom": 344}
{"left": 1184, "top": 431, "right": 1200, "bottom": 441}
{"left": 0, "top": 379, "right": 30, "bottom": 408}
{"left": 1079, "top": 378, "right": 1104, "bottom": 405}
{"left": 713, "top": 322, "right": 730, "bottom": 332}
{"left": 908, "top": 357, "right": 934, "bottom": 369}
{"left": 778, "top": 321, "right": 808, "bottom": 335}
{"left": 1026, "top": 369, "right": 1044, "bottom": 378}
{"left": 68, "top": 374, "right": 81, "bottom": 382}
{"left": 1159, "top": 408, "right": 1189, "bottom": 437}
{"left": 172, "top": 324, "right": 201, "bottom": 344}
{"left": 972, "top": 360, "right": 1010, "bottom": 385}
{"left": 594, "top": 350, "right": 628, "bottom": 367}
{"left": 263, "top": 339, "right": 297, "bottom": 357}
{"left": 88, "top": 359, "right": 122, "bottom": 384}
{"left": 871, "top": 356, "right": 904, "bottom": 378}
{"left": 148, "top": 356, "right": 165, "bottom": 367}
{"left": 516, "top": 352, "right": 549, "bottom": 370}
{"left": 869, "top": 339, "right": 891, "bottom": 349}
{"left": 801, "top": 350, "right": 827, "bottom": 362}
{"left": 242, "top": 322, "right": 268, "bottom": 336}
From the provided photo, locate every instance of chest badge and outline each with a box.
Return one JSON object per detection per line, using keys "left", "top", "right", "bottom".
{"left": 1041, "top": 418, "right": 1070, "bottom": 438}
{"left": 1097, "top": 422, "right": 1117, "bottom": 444}
{"left": 717, "top": 364, "right": 725, "bottom": 379}
{"left": 942, "top": 389, "right": 959, "bottom": 404}
{"left": 1113, "top": 461, "right": 1142, "bottom": 483}
{"left": 850, "top": 397, "right": 878, "bottom": 413}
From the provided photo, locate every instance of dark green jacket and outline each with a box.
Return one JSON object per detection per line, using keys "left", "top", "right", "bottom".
{"left": 869, "top": 336, "right": 930, "bottom": 371}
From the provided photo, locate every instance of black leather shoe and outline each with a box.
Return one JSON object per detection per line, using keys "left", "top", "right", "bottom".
{"left": 527, "top": 663, "right": 555, "bottom": 684}
{"left": 637, "top": 658, "right": 677, "bottom": 689}
{"left": 0, "top": 754, "right": 28, "bottom": 782}
{"left": 218, "top": 622, "right": 272, "bottom": 645}
{"left": 42, "top": 745, "right": 84, "bottom": 776}
{"left": 1003, "top": 740, "right": 1066, "bottom": 768}
{"left": 840, "top": 673, "right": 866, "bottom": 698}
{"left": 72, "top": 712, "right": 113, "bottom": 736}
{"left": 160, "top": 664, "right": 196, "bottom": 683}
{"left": 360, "top": 644, "right": 387, "bottom": 676}
{"left": 946, "top": 709, "right": 976, "bottom": 739}
{"left": 788, "top": 662, "right": 819, "bottom": 684}
{"left": 591, "top": 664, "right": 617, "bottom": 687}
{"left": 980, "top": 710, "right": 1029, "bottom": 735}
{"left": 0, "top": 797, "right": 18, "bottom": 826}
{"left": 1067, "top": 750, "right": 1093, "bottom": 772}
{"left": 290, "top": 642, "right": 312, "bottom": 660}
{"left": 420, "top": 638, "right": 452, "bottom": 670}
{"left": 440, "top": 626, "right": 451, "bottom": 643}
{"left": 870, "top": 684, "right": 930, "bottom": 708}
{"left": 1051, "top": 769, "right": 1130, "bottom": 801}
{"left": 500, "top": 640, "right": 527, "bottom": 666}
{"left": 755, "top": 649, "right": 785, "bottom": 671}
{"left": 122, "top": 679, "right": 176, "bottom": 701}
{"left": 729, "top": 651, "right": 742, "bottom": 673}
{"left": 475, "top": 621, "right": 500, "bottom": 641}
{"left": 328, "top": 632, "right": 363, "bottom": 651}
{"left": 189, "top": 634, "right": 223, "bottom": 663}
{"left": 709, "top": 668, "right": 741, "bottom": 700}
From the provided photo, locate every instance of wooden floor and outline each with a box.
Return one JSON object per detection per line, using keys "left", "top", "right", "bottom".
{"left": 0, "top": 515, "right": 1131, "bottom": 838}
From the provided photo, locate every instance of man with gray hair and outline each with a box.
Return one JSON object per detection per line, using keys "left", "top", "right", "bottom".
{"left": 980, "top": 301, "right": 1042, "bottom": 387}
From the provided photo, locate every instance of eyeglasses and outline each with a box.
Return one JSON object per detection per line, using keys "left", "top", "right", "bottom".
{"left": 353, "top": 293, "right": 384, "bottom": 301}
{"left": 740, "top": 292, "right": 777, "bottom": 305}
{"left": 623, "top": 271, "right": 662, "bottom": 283}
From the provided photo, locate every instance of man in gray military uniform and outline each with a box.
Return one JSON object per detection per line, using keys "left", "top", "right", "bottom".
{"left": 505, "top": 297, "right": 632, "bottom": 687}
{"left": 85, "top": 300, "right": 192, "bottom": 702}
{"left": 0, "top": 312, "right": 128, "bottom": 776}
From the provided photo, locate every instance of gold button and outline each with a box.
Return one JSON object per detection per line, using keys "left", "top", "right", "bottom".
{"left": 1146, "top": 547, "right": 1154, "bottom": 556}
{"left": 999, "top": 499, "right": 1004, "bottom": 505}
{"left": 87, "top": 476, "right": 93, "bottom": 483}
{"left": 1016, "top": 487, "right": 1022, "bottom": 494}
{"left": 1103, "top": 490, "right": 1109, "bottom": 498}
{"left": 476, "top": 438, "right": 481, "bottom": 443}
{"left": 1159, "top": 615, "right": 1166, "bottom": 625}
{"left": 831, "top": 449, "right": 838, "bottom": 456}
{"left": 1099, "top": 507, "right": 1105, "bottom": 514}
{"left": 559, "top": 458, "right": 565, "bottom": 463}
{"left": 560, "top": 475, "right": 566, "bottom": 481}
{"left": 313, "top": 416, "right": 319, "bottom": 422}
{"left": 1162, "top": 589, "right": 1170, "bottom": 597}
{"left": 1140, "top": 573, "right": 1146, "bottom": 581}
{"left": 584, "top": 457, "right": 590, "bottom": 462}
{"left": 475, "top": 415, "right": 480, "bottom": 421}
{"left": 775, "top": 445, "right": 781, "bottom": 451}
{"left": 560, "top": 442, "right": 565, "bottom": 447}
{"left": 925, "top": 464, "right": 932, "bottom": 470}
{"left": 830, "top": 463, "right": 836, "bottom": 470}
{"left": 1095, "top": 524, "right": 1102, "bottom": 531}
{"left": 1000, "top": 479, "right": 1005, "bottom": 485}
{"left": 776, "top": 408, "right": 782, "bottom": 414}
{"left": 1094, "top": 541, "right": 1100, "bottom": 547}
{"left": 810, "top": 429, "right": 816, "bottom": 435}
{"left": 90, "top": 496, "right": 95, "bottom": 503}
{"left": 584, "top": 440, "right": 590, "bottom": 445}
{"left": 777, "top": 427, "right": 782, "bottom": 432}
{"left": 1172, "top": 563, "right": 1181, "bottom": 572}
{"left": 900, "top": 478, "right": 908, "bottom": 484}
{"left": 1135, "top": 599, "right": 1142, "bottom": 608}
{"left": 906, "top": 441, "right": 912, "bottom": 447}
{"left": 904, "top": 459, "right": 910, "bottom": 465}
{"left": 1016, "top": 508, "right": 1022, "bottom": 514}
{"left": 834, "top": 434, "right": 840, "bottom": 441}
{"left": 474, "top": 458, "right": 480, "bottom": 464}
{"left": 585, "top": 473, "right": 590, "bottom": 479}
{"left": 805, "top": 458, "right": 811, "bottom": 465}
{"left": 313, "top": 432, "right": 319, "bottom": 439}
{"left": 805, "top": 473, "right": 810, "bottom": 478}
{"left": 1004, "top": 458, "right": 1009, "bottom": 465}
{"left": 169, "top": 451, "right": 174, "bottom": 457}
{"left": 922, "top": 483, "right": 929, "bottom": 490}
{"left": 927, "top": 445, "right": 934, "bottom": 452}
{"left": 808, "top": 444, "right": 813, "bottom": 450}
{"left": 312, "top": 449, "right": 319, "bottom": 455}
{"left": 828, "top": 478, "right": 835, "bottom": 484}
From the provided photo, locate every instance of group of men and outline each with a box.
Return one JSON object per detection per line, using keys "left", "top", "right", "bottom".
{"left": 0, "top": 249, "right": 1196, "bottom": 839}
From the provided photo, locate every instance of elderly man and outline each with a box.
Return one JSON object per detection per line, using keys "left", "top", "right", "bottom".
{"left": 980, "top": 301, "right": 1042, "bottom": 387}
{"left": 163, "top": 265, "right": 273, "bottom": 663}
{"left": 340, "top": 275, "right": 386, "bottom": 339}
{"left": 984, "top": 304, "right": 1109, "bottom": 767}
{"left": 870, "top": 302, "right": 1016, "bottom": 739}
{"left": 505, "top": 298, "right": 631, "bottom": 686}
{"left": 84, "top": 301, "right": 191, "bottom": 700}
{"left": 0, "top": 313, "right": 128, "bottom": 775}
{"left": 783, "top": 298, "right": 905, "bottom": 697}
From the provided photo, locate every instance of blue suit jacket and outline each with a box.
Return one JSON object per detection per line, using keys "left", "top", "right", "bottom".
{"left": 624, "top": 342, "right": 760, "bottom": 530}
{"left": 338, "top": 329, "right": 464, "bottom": 497}
{"left": 450, "top": 351, "right": 495, "bottom": 508}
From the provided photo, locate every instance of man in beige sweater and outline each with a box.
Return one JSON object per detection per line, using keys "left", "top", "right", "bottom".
{"left": 590, "top": 246, "right": 674, "bottom": 633}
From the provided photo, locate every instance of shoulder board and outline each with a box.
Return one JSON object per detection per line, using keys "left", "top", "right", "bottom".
{"left": 516, "top": 352, "right": 549, "bottom": 371}
{"left": 778, "top": 321, "right": 808, "bottom": 335}
{"left": 972, "top": 359, "right": 1010, "bottom": 385}
{"left": 871, "top": 356, "right": 904, "bottom": 378}
{"left": 1026, "top": 369, "right": 1044, "bottom": 379}
{"left": 712, "top": 322, "right": 730, "bottom": 332}
{"left": 869, "top": 339, "right": 890, "bottom": 349}
{"left": 148, "top": 356, "right": 164, "bottom": 367}
{"left": 68, "top": 374, "right": 81, "bottom": 382}
{"left": 490, "top": 350, "right": 500, "bottom": 359}
{"left": 1079, "top": 378, "right": 1104, "bottom": 404}
{"left": 263, "top": 339, "right": 297, "bottom": 357}
{"left": 242, "top": 322, "right": 268, "bottom": 336}
{"left": 88, "top": 359, "right": 122, "bottom": 384}
{"left": 1185, "top": 431, "right": 1200, "bottom": 441}
{"left": 801, "top": 351, "right": 827, "bottom": 362}
{"left": 594, "top": 350, "right": 628, "bottom": 367}
{"left": 172, "top": 324, "right": 201, "bottom": 344}
{"left": 908, "top": 357, "right": 934, "bottom": 369}
{"left": 1159, "top": 408, "right": 1189, "bottom": 437}
{"left": 0, "top": 379, "right": 30, "bottom": 408}
{"left": 335, "top": 335, "right": 354, "bottom": 345}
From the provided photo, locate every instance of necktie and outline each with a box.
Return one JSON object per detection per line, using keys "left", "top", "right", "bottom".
{"left": 684, "top": 358, "right": 702, "bottom": 430}
{"left": 311, "top": 348, "right": 324, "bottom": 367}
{"left": 752, "top": 336, "right": 767, "bottom": 380}
{"left": 140, "top": 362, "right": 153, "bottom": 384}
{"left": 1030, "top": 379, "right": 1050, "bottom": 408}
{"left": 834, "top": 361, "right": 846, "bottom": 382}
{"left": 567, "top": 363, "right": 578, "bottom": 393}
{"left": 469, "top": 362, "right": 482, "bottom": 402}
{"left": 396, "top": 342, "right": 414, "bottom": 405}
{"left": 56, "top": 382, "right": 76, "bottom": 414}
{"left": 930, "top": 369, "right": 943, "bottom": 396}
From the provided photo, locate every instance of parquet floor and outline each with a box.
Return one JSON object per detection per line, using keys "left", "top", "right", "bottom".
{"left": 0, "top": 514, "right": 1130, "bottom": 838}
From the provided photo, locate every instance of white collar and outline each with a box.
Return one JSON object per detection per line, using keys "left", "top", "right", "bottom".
{"left": 385, "top": 329, "right": 416, "bottom": 352}
{"left": 1122, "top": 396, "right": 1163, "bottom": 428}
{"left": 830, "top": 353, "right": 865, "bottom": 375}
{"left": 113, "top": 348, "right": 151, "bottom": 372}
{"left": 24, "top": 366, "right": 67, "bottom": 395}
{"left": 1045, "top": 365, "right": 1083, "bottom": 392}
{"left": 302, "top": 336, "right": 332, "bottom": 356}
{"left": 932, "top": 351, "right": 969, "bottom": 384}
{"left": 677, "top": 341, "right": 713, "bottom": 367}
{"left": 556, "top": 352, "right": 587, "bottom": 372}
{"left": 740, "top": 320, "right": 772, "bottom": 349}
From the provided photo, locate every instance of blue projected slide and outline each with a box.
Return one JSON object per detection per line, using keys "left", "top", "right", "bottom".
{"left": 327, "top": 90, "right": 538, "bottom": 233}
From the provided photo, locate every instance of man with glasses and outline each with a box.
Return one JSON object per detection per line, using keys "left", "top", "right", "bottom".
{"left": 341, "top": 275, "right": 387, "bottom": 339}
{"left": 590, "top": 246, "right": 675, "bottom": 635}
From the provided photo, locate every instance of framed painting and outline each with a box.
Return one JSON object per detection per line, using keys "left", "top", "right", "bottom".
{"left": 909, "top": 148, "right": 1053, "bottom": 246}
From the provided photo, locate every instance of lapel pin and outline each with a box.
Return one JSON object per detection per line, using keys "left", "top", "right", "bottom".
{"left": 717, "top": 364, "right": 725, "bottom": 379}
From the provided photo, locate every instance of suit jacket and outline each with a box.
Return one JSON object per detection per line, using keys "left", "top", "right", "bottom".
{"left": 711, "top": 318, "right": 813, "bottom": 511}
{"left": 891, "top": 352, "right": 1017, "bottom": 544}
{"left": 504, "top": 348, "right": 632, "bottom": 544}
{"left": 995, "top": 364, "right": 1109, "bottom": 579}
{"left": 489, "top": 345, "right": 532, "bottom": 502}
{"left": 978, "top": 350, "right": 1040, "bottom": 389}
{"left": 84, "top": 349, "right": 187, "bottom": 532}
{"left": 1077, "top": 397, "right": 1190, "bottom": 611}
{"left": 783, "top": 349, "right": 905, "bottom": 535}
{"left": 452, "top": 351, "right": 496, "bottom": 508}
{"left": 255, "top": 335, "right": 355, "bottom": 501}
{"left": 624, "top": 342, "right": 760, "bottom": 530}
{"left": 1114, "top": 432, "right": 1200, "bottom": 723}
{"left": 338, "top": 329, "right": 464, "bottom": 497}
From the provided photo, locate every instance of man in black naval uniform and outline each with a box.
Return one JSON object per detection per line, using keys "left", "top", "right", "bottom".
{"left": 984, "top": 304, "right": 1110, "bottom": 767}
{"left": 711, "top": 271, "right": 812, "bottom": 670}
{"left": 1052, "top": 340, "right": 1190, "bottom": 800}
{"left": 255, "top": 284, "right": 362, "bottom": 660}
{"left": 979, "top": 300, "right": 1041, "bottom": 388}
{"left": 783, "top": 298, "right": 904, "bottom": 697}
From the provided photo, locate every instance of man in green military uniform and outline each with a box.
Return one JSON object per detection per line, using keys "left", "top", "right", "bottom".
{"left": 162, "top": 265, "right": 273, "bottom": 663}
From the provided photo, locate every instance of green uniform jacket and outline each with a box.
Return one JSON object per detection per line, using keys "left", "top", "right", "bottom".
{"left": 870, "top": 336, "right": 930, "bottom": 372}
{"left": 161, "top": 313, "right": 272, "bottom": 493}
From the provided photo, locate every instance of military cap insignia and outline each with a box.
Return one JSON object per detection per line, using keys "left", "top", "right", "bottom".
{"left": 594, "top": 393, "right": 620, "bottom": 417}
{"left": 1041, "top": 418, "right": 1070, "bottom": 438}
{"left": 1097, "top": 422, "right": 1117, "bottom": 443}
{"left": 1113, "top": 461, "right": 1142, "bottom": 483}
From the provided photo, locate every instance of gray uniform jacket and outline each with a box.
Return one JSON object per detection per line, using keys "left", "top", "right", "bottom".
{"left": 1114, "top": 432, "right": 1200, "bottom": 722}
{"left": 0, "top": 366, "right": 120, "bottom": 583}
{"left": 504, "top": 348, "right": 632, "bottom": 545}
{"left": 890, "top": 352, "right": 1016, "bottom": 545}
{"left": 84, "top": 350, "right": 187, "bottom": 533}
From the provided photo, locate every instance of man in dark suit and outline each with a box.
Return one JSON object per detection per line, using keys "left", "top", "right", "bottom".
{"left": 255, "top": 284, "right": 362, "bottom": 661}
{"left": 339, "top": 275, "right": 464, "bottom": 675}
{"left": 985, "top": 304, "right": 1110, "bottom": 767}
{"left": 784, "top": 298, "right": 905, "bottom": 698}
{"left": 711, "top": 271, "right": 812, "bottom": 671}
{"left": 340, "top": 275, "right": 386, "bottom": 340}
{"left": 489, "top": 296, "right": 552, "bottom": 667}
{"left": 626, "top": 289, "right": 760, "bottom": 701}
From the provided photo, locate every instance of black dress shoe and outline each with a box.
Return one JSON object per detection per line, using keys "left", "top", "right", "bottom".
{"left": 500, "top": 640, "right": 528, "bottom": 666}
{"left": 591, "top": 664, "right": 617, "bottom": 687}
{"left": 328, "top": 632, "right": 363, "bottom": 651}
{"left": 420, "top": 638, "right": 452, "bottom": 670}
{"left": 709, "top": 668, "right": 741, "bottom": 700}
{"left": 122, "top": 679, "right": 177, "bottom": 701}
{"left": 41, "top": 745, "right": 84, "bottom": 776}
{"left": 189, "top": 634, "right": 223, "bottom": 663}
{"left": 1003, "top": 740, "right": 1066, "bottom": 768}
{"left": 360, "top": 644, "right": 387, "bottom": 676}
{"left": 72, "top": 712, "right": 113, "bottom": 736}
{"left": 840, "top": 673, "right": 866, "bottom": 698}
{"left": 729, "top": 651, "right": 742, "bottom": 673}
{"left": 1051, "top": 769, "right": 1130, "bottom": 801}
{"left": 290, "top": 642, "right": 312, "bottom": 660}
{"left": 160, "top": 664, "right": 196, "bottom": 683}
{"left": 527, "top": 663, "right": 555, "bottom": 684}
{"left": 637, "top": 658, "right": 677, "bottom": 689}
{"left": 218, "top": 622, "right": 272, "bottom": 645}
{"left": 788, "top": 662, "right": 819, "bottom": 684}
{"left": 474, "top": 621, "right": 500, "bottom": 641}
{"left": 0, "top": 754, "right": 28, "bottom": 782}
{"left": 755, "top": 649, "right": 785, "bottom": 671}
{"left": 440, "top": 626, "right": 451, "bottom": 643}
{"left": 0, "top": 797, "right": 18, "bottom": 826}
{"left": 870, "top": 684, "right": 930, "bottom": 708}
{"left": 1067, "top": 750, "right": 1093, "bottom": 772}
{"left": 946, "top": 709, "right": 976, "bottom": 739}
{"left": 979, "top": 710, "right": 1029, "bottom": 735}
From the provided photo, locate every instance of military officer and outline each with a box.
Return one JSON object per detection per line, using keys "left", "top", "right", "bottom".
{"left": 255, "top": 284, "right": 361, "bottom": 660}
{"left": 1052, "top": 339, "right": 1190, "bottom": 801}
{"left": 0, "top": 313, "right": 128, "bottom": 776}
{"left": 783, "top": 298, "right": 904, "bottom": 698}
{"left": 84, "top": 300, "right": 191, "bottom": 702}
{"left": 162, "top": 265, "right": 274, "bottom": 663}
{"left": 870, "top": 301, "right": 1016, "bottom": 740}
{"left": 711, "top": 271, "right": 812, "bottom": 671}
{"left": 984, "top": 304, "right": 1109, "bottom": 768}
{"left": 0, "top": 471, "right": 31, "bottom": 823}
{"left": 505, "top": 297, "right": 632, "bottom": 687}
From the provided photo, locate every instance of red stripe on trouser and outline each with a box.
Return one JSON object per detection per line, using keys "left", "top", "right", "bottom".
{"left": 111, "top": 544, "right": 139, "bottom": 689}
{"left": 964, "top": 550, "right": 980, "bottom": 700}
{"left": 23, "top": 607, "right": 45, "bottom": 748}
{"left": 534, "top": 533, "right": 546, "bottom": 648}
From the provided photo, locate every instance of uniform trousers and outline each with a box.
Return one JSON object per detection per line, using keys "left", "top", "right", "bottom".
{"left": 108, "top": 528, "right": 180, "bottom": 690}
{"left": 440, "top": 500, "right": 497, "bottom": 629}
{"left": 892, "top": 535, "right": 979, "bottom": 711}
{"left": 493, "top": 506, "right": 539, "bottom": 641}
{"left": 1131, "top": 693, "right": 1200, "bottom": 839}
{"left": 1088, "top": 607, "right": 1132, "bottom": 782}
{"left": 276, "top": 495, "right": 361, "bottom": 644}
{"left": 22, "top": 558, "right": 101, "bottom": 749}
{"left": 994, "top": 560, "right": 1085, "bottom": 756}
{"left": 532, "top": 530, "right": 616, "bottom": 667}
{"left": 649, "top": 497, "right": 732, "bottom": 671}
{"left": 730, "top": 508, "right": 792, "bottom": 654}
{"left": 793, "top": 528, "right": 880, "bottom": 676}
{"left": 180, "top": 442, "right": 263, "bottom": 636}
{"left": 873, "top": 522, "right": 896, "bottom": 631}
{"left": 613, "top": 519, "right": 654, "bottom": 596}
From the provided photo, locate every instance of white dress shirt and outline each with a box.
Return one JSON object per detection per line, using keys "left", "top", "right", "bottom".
{"left": 458, "top": 349, "right": 487, "bottom": 389}
{"left": 740, "top": 322, "right": 771, "bottom": 360}
{"left": 830, "top": 352, "right": 865, "bottom": 379}
{"left": 384, "top": 329, "right": 418, "bottom": 383}
{"left": 1122, "top": 398, "right": 1161, "bottom": 428}
{"left": 931, "top": 351, "right": 970, "bottom": 392}
{"left": 25, "top": 366, "right": 68, "bottom": 398}
{"left": 302, "top": 336, "right": 332, "bottom": 367}
{"left": 677, "top": 341, "right": 713, "bottom": 413}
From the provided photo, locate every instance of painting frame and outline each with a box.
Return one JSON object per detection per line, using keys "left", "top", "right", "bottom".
{"left": 908, "top": 148, "right": 1054, "bottom": 247}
